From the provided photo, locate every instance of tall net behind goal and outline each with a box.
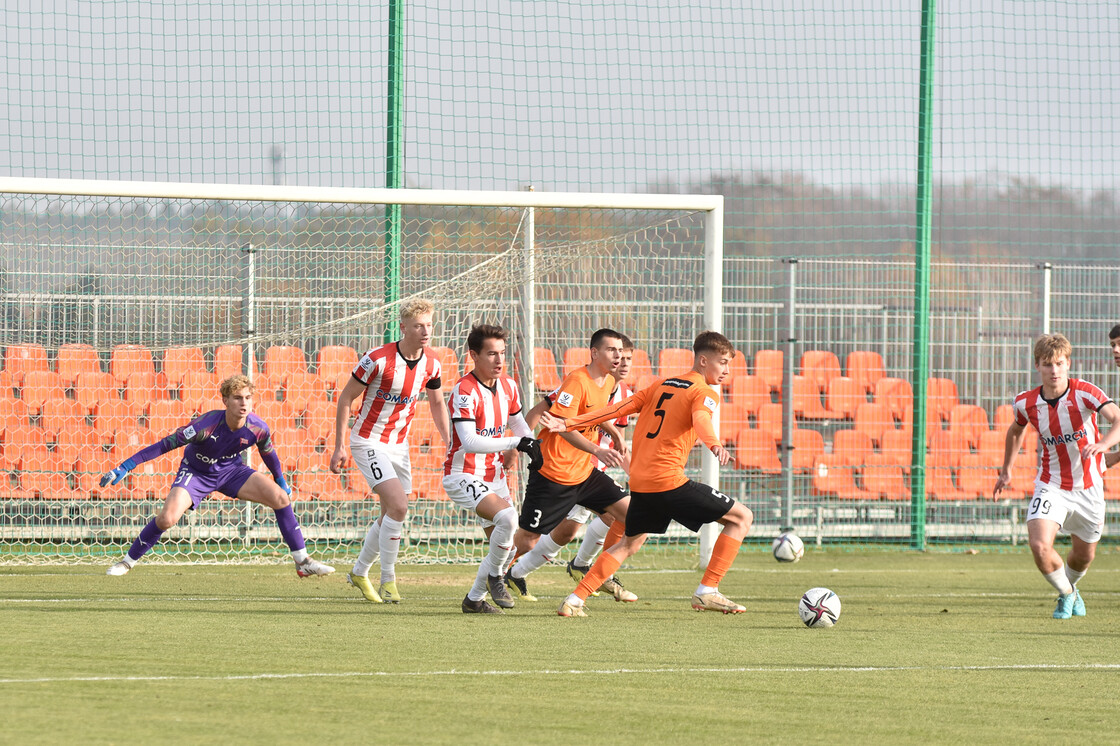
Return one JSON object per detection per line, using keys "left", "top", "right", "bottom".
{"left": 0, "top": 183, "right": 713, "bottom": 566}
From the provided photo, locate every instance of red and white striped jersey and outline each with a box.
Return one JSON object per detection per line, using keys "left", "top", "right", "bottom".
{"left": 1012, "top": 378, "right": 1112, "bottom": 491}
{"left": 350, "top": 342, "right": 442, "bottom": 446}
{"left": 592, "top": 382, "right": 633, "bottom": 470}
{"left": 443, "top": 372, "right": 523, "bottom": 481}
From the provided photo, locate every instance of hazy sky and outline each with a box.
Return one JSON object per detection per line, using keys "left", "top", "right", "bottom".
{"left": 1, "top": 1, "right": 1117, "bottom": 194}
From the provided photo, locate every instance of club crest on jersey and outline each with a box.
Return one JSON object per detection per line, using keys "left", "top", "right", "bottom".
{"left": 703, "top": 396, "right": 718, "bottom": 412}
{"left": 557, "top": 391, "right": 575, "bottom": 407}
{"left": 359, "top": 356, "right": 374, "bottom": 371}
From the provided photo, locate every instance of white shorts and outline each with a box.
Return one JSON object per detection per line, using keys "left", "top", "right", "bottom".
{"left": 353, "top": 440, "right": 412, "bottom": 495}
{"left": 1027, "top": 483, "right": 1105, "bottom": 543}
{"left": 566, "top": 505, "right": 593, "bottom": 524}
{"left": 442, "top": 473, "right": 511, "bottom": 529}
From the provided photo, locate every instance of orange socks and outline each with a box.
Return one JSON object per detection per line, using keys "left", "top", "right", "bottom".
{"left": 604, "top": 519, "right": 626, "bottom": 550}
{"left": 700, "top": 533, "right": 742, "bottom": 588}
{"left": 575, "top": 552, "right": 622, "bottom": 600}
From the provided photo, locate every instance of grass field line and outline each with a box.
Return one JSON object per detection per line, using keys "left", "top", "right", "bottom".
{"left": 3, "top": 662, "right": 1120, "bottom": 686}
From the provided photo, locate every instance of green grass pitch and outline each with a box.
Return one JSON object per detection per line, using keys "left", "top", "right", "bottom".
{"left": 2, "top": 548, "right": 1119, "bottom": 744}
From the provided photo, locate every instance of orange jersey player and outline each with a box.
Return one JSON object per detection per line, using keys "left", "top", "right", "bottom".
{"left": 503, "top": 329, "right": 633, "bottom": 604}
{"left": 541, "top": 330, "right": 754, "bottom": 617}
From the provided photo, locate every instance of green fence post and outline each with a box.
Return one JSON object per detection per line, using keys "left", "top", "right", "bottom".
{"left": 384, "top": 0, "right": 404, "bottom": 341}
{"left": 911, "top": 0, "right": 938, "bottom": 550}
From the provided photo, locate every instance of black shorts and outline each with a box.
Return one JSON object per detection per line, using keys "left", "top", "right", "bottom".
{"left": 519, "top": 469, "right": 626, "bottom": 535}
{"left": 625, "top": 480, "right": 735, "bottom": 536}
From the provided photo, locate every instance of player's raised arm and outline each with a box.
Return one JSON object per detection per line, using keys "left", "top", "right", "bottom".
{"left": 99, "top": 418, "right": 207, "bottom": 486}
{"left": 562, "top": 387, "right": 651, "bottom": 432}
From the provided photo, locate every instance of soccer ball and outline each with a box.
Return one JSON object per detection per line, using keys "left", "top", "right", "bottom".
{"left": 798, "top": 587, "right": 841, "bottom": 628}
{"left": 772, "top": 532, "right": 804, "bottom": 563}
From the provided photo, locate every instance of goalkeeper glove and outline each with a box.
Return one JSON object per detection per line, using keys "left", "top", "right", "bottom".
{"left": 99, "top": 457, "right": 137, "bottom": 487}
{"left": 276, "top": 476, "right": 292, "bottom": 496}
{"left": 516, "top": 437, "right": 543, "bottom": 471}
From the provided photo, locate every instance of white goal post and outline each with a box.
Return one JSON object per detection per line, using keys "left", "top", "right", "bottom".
{"left": 0, "top": 176, "right": 724, "bottom": 566}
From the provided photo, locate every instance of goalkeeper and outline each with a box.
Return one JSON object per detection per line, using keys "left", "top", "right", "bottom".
{"left": 102, "top": 375, "right": 334, "bottom": 578}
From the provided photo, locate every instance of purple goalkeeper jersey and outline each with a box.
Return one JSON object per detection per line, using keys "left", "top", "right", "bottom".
{"left": 129, "top": 410, "right": 284, "bottom": 481}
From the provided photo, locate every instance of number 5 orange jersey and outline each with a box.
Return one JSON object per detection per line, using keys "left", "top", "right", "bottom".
{"left": 562, "top": 370, "right": 721, "bottom": 493}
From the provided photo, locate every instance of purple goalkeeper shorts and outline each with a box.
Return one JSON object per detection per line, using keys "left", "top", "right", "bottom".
{"left": 170, "top": 461, "right": 258, "bottom": 510}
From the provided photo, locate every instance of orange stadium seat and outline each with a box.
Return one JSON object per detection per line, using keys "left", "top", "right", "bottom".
{"left": 948, "top": 404, "right": 988, "bottom": 450}
{"left": 0, "top": 396, "right": 29, "bottom": 428}
{"left": 109, "top": 426, "right": 153, "bottom": 462}
{"left": 879, "top": 428, "right": 912, "bottom": 472}
{"left": 254, "top": 400, "right": 297, "bottom": 433}
{"left": 51, "top": 420, "right": 101, "bottom": 468}
{"left": 729, "top": 375, "right": 770, "bottom": 417}
{"left": 93, "top": 398, "right": 142, "bottom": 434}
{"left": 792, "top": 375, "right": 834, "bottom": 420}
{"left": 635, "top": 374, "right": 660, "bottom": 393}
{"left": 657, "top": 347, "right": 693, "bottom": 377}
{"left": 160, "top": 347, "right": 208, "bottom": 388}
{"left": 146, "top": 399, "right": 188, "bottom": 435}
{"left": 20, "top": 469, "right": 75, "bottom": 500}
{"left": 74, "top": 371, "right": 121, "bottom": 414}
{"left": 1104, "top": 467, "right": 1120, "bottom": 501}
{"left": 532, "top": 348, "right": 562, "bottom": 393}
{"left": 123, "top": 371, "right": 169, "bottom": 407}
{"left": 956, "top": 453, "right": 995, "bottom": 500}
{"left": 1, "top": 424, "right": 48, "bottom": 469}
{"left": 832, "top": 429, "right": 874, "bottom": 466}
{"left": 282, "top": 373, "right": 329, "bottom": 414}
{"left": 214, "top": 345, "right": 245, "bottom": 379}
{"left": 562, "top": 347, "right": 590, "bottom": 378}
{"left": 928, "top": 429, "right": 968, "bottom": 470}
{"left": 251, "top": 374, "right": 282, "bottom": 403}
{"left": 295, "top": 461, "right": 348, "bottom": 501}
{"left": 625, "top": 348, "right": 654, "bottom": 386}
{"left": 993, "top": 404, "right": 1016, "bottom": 432}
{"left": 263, "top": 345, "right": 308, "bottom": 381}
{"left": 927, "top": 377, "right": 958, "bottom": 422}
{"left": 853, "top": 402, "right": 894, "bottom": 446}
{"left": 40, "top": 399, "right": 88, "bottom": 437}
{"left": 55, "top": 344, "right": 102, "bottom": 387}
{"left": 977, "top": 430, "right": 1005, "bottom": 467}
{"left": 430, "top": 346, "right": 461, "bottom": 387}
{"left": 718, "top": 402, "right": 750, "bottom": 440}
{"left": 846, "top": 350, "right": 885, "bottom": 394}
{"left": 875, "top": 377, "right": 913, "bottom": 422}
{"left": 800, "top": 350, "right": 841, "bottom": 394}
{"left": 109, "top": 344, "right": 155, "bottom": 383}
{"left": 3, "top": 343, "right": 50, "bottom": 385}
{"left": 791, "top": 428, "right": 824, "bottom": 472}
{"left": 301, "top": 400, "right": 336, "bottom": 445}
{"left": 19, "top": 371, "right": 67, "bottom": 414}
{"left": 861, "top": 454, "right": 910, "bottom": 501}
{"left": 811, "top": 455, "right": 868, "bottom": 500}
{"left": 753, "top": 349, "right": 784, "bottom": 394}
{"left": 825, "top": 376, "right": 864, "bottom": 420}
{"left": 926, "top": 465, "right": 967, "bottom": 501}
{"left": 728, "top": 350, "right": 749, "bottom": 380}
{"left": 314, "top": 345, "right": 359, "bottom": 390}
{"left": 756, "top": 402, "right": 783, "bottom": 442}
{"left": 734, "top": 428, "right": 781, "bottom": 473}
{"left": 179, "top": 370, "right": 218, "bottom": 414}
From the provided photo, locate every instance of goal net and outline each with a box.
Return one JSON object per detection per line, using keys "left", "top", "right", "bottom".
{"left": 0, "top": 179, "right": 721, "bottom": 566}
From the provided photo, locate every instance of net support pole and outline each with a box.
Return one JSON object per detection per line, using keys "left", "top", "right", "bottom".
{"left": 521, "top": 188, "right": 536, "bottom": 402}
{"left": 781, "top": 258, "right": 798, "bottom": 533}
{"left": 383, "top": 0, "right": 404, "bottom": 340}
{"left": 910, "top": 0, "right": 938, "bottom": 551}
{"left": 698, "top": 202, "right": 724, "bottom": 570}
{"left": 241, "top": 242, "right": 258, "bottom": 546}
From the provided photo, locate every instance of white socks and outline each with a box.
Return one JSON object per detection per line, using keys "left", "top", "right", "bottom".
{"left": 574, "top": 516, "right": 610, "bottom": 567}
{"left": 378, "top": 516, "right": 404, "bottom": 583}
{"left": 291, "top": 548, "right": 309, "bottom": 564}
{"left": 511, "top": 535, "right": 563, "bottom": 580}
{"left": 469, "top": 507, "right": 516, "bottom": 601}
{"left": 1064, "top": 564, "right": 1086, "bottom": 589}
{"left": 696, "top": 583, "right": 718, "bottom": 596}
{"left": 352, "top": 518, "right": 382, "bottom": 578}
{"left": 1043, "top": 566, "right": 1074, "bottom": 595}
